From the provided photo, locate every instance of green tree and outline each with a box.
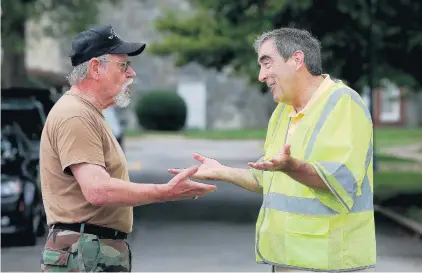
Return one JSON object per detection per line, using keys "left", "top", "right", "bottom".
{"left": 1, "top": 0, "right": 118, "bottom": 88}
{"left": 149, "top": 0, "right": 422, "bottom": 93}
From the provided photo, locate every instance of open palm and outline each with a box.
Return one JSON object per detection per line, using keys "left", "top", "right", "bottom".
{"left": 165, "top": 165, "right": 216, "bottom": 201}
{"left": 168, "top": 153, "right": 223, "bottom": 180}
{"left": 248, "top": 144, "right": 292, "bottom": 172}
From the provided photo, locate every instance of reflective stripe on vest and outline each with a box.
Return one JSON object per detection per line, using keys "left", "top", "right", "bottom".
{"left": 262, "top": 87, "right": 373, "bottom": 215}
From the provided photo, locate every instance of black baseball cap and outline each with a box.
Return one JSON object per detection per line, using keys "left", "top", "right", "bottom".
{"left": 69, "top": 24, "right": 146, "bottom": 67}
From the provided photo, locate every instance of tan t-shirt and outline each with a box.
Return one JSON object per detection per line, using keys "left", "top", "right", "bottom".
{"left": 39, "top": 92, "right": 132, "bottom": 233}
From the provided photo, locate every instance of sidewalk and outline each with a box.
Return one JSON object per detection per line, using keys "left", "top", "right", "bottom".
{"left": 381, "top": 144, "right": 422, "bottom": 162}
{"left": 127, "top": 135, "right": 422, "bottom": 162}
{"left": 125, "top": 135, "right": 264, "bottom": 161}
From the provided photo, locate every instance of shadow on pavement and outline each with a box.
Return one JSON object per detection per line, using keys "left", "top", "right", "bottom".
{"left": 134, "top": 198, "right": 261, "bottom": 224}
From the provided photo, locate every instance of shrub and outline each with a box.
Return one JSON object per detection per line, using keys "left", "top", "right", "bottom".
{"left": 135, "top": 90, "right": 187, "bottom": 131}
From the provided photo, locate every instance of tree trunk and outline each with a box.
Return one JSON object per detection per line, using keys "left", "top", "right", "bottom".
{"left": 1, "top": 18, "right": 28, "bottom": 88}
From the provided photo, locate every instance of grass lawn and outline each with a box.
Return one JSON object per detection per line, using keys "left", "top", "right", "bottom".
{"left": 374, "top": 170, "right": 422, "bottom": 224}
{"left": 183, "top": 127, "right": 422, "bottom": 146}
{"left": 374, "top": 154, "right": 422, "bottom": 224}
{"left": 374, "top": 128, "right": 422, "bottom": 148}
{"left": 125, "top": 128, "right": 267, "bottom": 139}
{"left": 126, "top": 127, "right": 422, "bottom": 147}
{"left": 374, "top": 171, "right": 422, "bottom": 202}
{"left": 375, "top": 152, "right": 422, "bottom": 198}
{"left": 183, "top": 129, "right": 267, "bottom": 140}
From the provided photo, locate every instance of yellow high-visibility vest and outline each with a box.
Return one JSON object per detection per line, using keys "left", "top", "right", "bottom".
{"left": 250, "top": 80, "right": 376, "bottom": 271}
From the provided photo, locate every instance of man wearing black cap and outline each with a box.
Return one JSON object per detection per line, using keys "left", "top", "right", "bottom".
{"left": 39, "top": 24, "right": 216, "bottom": 272}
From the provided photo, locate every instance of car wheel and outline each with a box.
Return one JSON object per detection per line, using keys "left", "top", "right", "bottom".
{"left": 22, "top": 229, "right": 37, "bottom": 246}
{"left": 36, "top": 214, "right": 47, "bottom": 237}
{"left": 21, "top": 208, "right": 37, "bottom": 246}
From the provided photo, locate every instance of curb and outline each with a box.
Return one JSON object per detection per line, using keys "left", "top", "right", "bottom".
{"left": 374, "top": 204, "right": 422, "bottom": 238}
{"left": 380, "top": 144, "right": 422, "bottom": 162}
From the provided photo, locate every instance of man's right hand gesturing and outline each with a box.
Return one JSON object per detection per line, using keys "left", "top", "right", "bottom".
{"left": 164, "top": 164, "right": 217, "bottom": 201}
{"left": 168, "top": 152, "right": 264, "bottom": 194}
{"left": 168, "top": 153, "right": 224, "bottom": 181}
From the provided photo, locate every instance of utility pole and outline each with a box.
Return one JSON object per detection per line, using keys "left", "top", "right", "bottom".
{"left": 368, "top": 0, "right": 377, "bottom": 171}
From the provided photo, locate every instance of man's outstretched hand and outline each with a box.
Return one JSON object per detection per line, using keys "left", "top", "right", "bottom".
{"left": 248, "top": 144, "right": 294, "bottom": 172}
{"left": 168, "top": 153, "right": 224, "bottom": 181}
{"left": 165, "top": 165, "right": 217, "bottom": 201}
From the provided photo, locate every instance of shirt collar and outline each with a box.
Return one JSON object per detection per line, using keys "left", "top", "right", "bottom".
{"left": 288, "top": 74, "right": 335, "bottom": 119}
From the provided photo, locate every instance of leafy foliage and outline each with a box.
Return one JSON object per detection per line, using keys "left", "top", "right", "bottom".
{"left": 149, "top": 0, "right": 422, "bottom": 92}
{"left": 1, "top": 0, "right": 119, "bottom": 87}
{"left": 2, "top": 0, "right": 119, "bottom": 51}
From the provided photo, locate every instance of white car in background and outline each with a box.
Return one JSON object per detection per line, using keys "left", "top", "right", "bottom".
{"left": 103, "top": 105, "right": 125, "bottom": 151}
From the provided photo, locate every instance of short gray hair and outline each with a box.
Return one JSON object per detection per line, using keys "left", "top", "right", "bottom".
{"left": 67, "top": 54, "right": 109, "bottom": 86}
{"left": 253, "top": 28, "right": 322, "bottom": 76}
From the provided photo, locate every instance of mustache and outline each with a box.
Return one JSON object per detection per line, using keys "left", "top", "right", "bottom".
{"left": 122, "top": 78, "right": 134, "bottom": 89}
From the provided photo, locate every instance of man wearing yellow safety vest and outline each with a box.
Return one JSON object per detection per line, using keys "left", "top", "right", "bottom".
{"left": 168, "top": 28, "right": 376, "bottom": 272}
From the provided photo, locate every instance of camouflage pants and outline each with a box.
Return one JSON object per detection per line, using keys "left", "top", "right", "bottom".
{"left": 40, "top": 225, "right": 131, "bottom": 272}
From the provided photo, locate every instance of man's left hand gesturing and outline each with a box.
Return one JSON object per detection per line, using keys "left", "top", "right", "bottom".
{"left": 248, "top": 144, "right": 294, "bottom": 172}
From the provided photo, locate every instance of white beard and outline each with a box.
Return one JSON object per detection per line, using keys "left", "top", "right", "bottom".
{"left": 113, "top": 79, "right": 133, "bottom": 108}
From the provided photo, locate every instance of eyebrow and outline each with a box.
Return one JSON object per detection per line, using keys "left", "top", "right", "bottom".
{"left": 258, "top": 55, "right": 271, "bottom": 63}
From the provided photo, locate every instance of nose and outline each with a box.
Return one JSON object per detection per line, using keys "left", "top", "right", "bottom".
{"left": 126, "top": 66, "right": 136, "bottom": 78}
{"left": 258, "top": 67, "right": 267, "bottom": 83}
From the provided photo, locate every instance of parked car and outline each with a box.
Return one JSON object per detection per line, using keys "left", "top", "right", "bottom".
{"left": 1, "top": 87, "right": 56, "bottom": 245}
{"left": 103, "top": 105, "right": 125, "bottom": 151}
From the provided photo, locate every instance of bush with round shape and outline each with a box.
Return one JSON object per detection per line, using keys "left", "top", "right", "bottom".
{"left": 135, "top": 90, "right": 187, "bottom": 131}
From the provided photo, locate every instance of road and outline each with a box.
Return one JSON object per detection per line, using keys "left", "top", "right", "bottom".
{"left": 2, "top": 137, "right": 422, "bottom": 271}
{"left": 3, "top": 171, "right": 422, "bottom": 272}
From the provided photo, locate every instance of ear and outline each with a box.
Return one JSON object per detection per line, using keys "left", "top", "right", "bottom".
{"left": 87, "top": 58, "right": 102, "bottom": 80}
{"left": 292, "top": 50, "right": 305, "bottom": 70}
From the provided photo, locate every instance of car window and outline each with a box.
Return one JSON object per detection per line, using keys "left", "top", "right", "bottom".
{"left": 103, "top": 106, "right": 122, "bottom": 137}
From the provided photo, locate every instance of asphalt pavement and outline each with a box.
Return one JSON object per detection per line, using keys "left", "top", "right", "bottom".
{"left": 3, "top": 169, "right": 422, "bottom": 272}
{"left": 2, "top": 137, "right": 422, "bottom": 272}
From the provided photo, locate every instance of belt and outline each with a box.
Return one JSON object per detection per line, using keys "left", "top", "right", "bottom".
{"left": 51, "top": 222, "right": 128, "bottom": 240}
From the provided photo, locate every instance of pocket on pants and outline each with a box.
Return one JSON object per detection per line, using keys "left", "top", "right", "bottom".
{"left": 78, "top": 234, "right": 102, "bottom": 272}
{"left": 41, "top": 248, "right": 71, "bottom": 269}
{"left": 125, "top": 241, "right": 132, "bottom": 272}
{"left": 40, "top": 229, "right": 81, "bottom": 272}
{"left": 94, "top": 239, "right": 131, "bottom": 272}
